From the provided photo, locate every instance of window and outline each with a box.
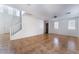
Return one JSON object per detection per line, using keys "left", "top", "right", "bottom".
{"left": 15, "top": 9, "right": 20, "bottom": 16}
{"left": 0, "top": 5, "right": 4, "bottom": 13}
{"left": 68, "top": 20, "right": 75, "bottom": 30}
{"left": 0, "top": 5, "right": 21, "bottom": 16}
{"left": 22, "top": 11, "right": 25, "bottom": 15}
{"left": 54, "top": 21, "right": 59, "bottom": 29}
{"left": 7, "top": 6, "right": 13, "bottom": 15}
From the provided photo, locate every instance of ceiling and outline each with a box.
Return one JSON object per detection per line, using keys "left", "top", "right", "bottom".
{"left": 7, "top": 4, "right": 79, "bottom": 20}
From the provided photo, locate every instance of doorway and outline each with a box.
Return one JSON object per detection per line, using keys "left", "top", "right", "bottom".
{"left": 45, "top": 23, "right": 48, "bottom": 34}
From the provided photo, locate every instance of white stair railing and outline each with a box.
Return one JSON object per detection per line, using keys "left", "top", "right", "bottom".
{"left": 10, "top": 22, "right": 22, "bottom": 35}
{"left": 10, "top": 10, "right": 22, "bottom": 36}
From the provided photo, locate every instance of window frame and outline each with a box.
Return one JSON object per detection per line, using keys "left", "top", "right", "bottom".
{"left": 54, "top": 21, "right": 59, "bottom": 29}
{"left": 68, "top": 20, "right": 76, "bottom": 30}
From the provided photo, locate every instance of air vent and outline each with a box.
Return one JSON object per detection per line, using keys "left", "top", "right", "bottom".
{"left": 24, "top": 13, "right": 32, "bottom": 15}
{"left": 27, "top": 4, "right": 31, "bottom": 6}
{"left": 66, "top": 12, "right": 71, "bottom": 14}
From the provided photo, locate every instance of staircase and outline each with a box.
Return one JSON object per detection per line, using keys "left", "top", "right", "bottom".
{"left": 10, "top": 22, "right": 22, "bottom": 35}
{"left": 10, "top": 17, "right": 22, "bottom": 40}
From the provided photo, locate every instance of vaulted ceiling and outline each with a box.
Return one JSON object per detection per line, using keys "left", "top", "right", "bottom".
{"left": 7, "top": 4, "right": 79, "bottom": 20}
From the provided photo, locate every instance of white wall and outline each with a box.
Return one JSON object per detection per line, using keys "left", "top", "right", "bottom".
{"left": 0, "top": 14, "right": 12, "bottom": 34}
{"left": 0, "top": 13, "right": 20, "bottom": 34}
{"left": 49, "top": 16, "right": 79, "bottom": 37}
{"left": 0, "top": 14, "right": 4, "bottom": 34}
{"left": 78, "top": 19, "right": 79, "bottom": 35}
{"left": 12, "top": 15, "right": 44, "bottom": 40}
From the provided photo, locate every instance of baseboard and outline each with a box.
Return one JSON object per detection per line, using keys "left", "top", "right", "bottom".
{"left": 49, "top": 33, "right": 79, "bottom": 38}
{"left": 0, "top": 33, "right": 10, "bottom": 35}
{"left": 11, "top": 33, "right": 45, "bottom": 40}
